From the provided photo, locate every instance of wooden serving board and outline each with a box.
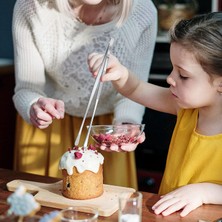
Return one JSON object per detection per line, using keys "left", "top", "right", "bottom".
{"left": 7, "top": 179, "right": 135, "bottom": 217}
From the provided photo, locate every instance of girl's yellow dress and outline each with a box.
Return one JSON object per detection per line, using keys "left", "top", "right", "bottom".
{"left": 159, "top": 109, "right": 222, "bottom": 195}
{"left": 14, "top": 113, "right": 138, "bottom": 189}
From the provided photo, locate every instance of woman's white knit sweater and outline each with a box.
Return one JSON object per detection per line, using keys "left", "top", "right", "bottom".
{"left": 12, "top": 0, "right": 157, "bottom": 124}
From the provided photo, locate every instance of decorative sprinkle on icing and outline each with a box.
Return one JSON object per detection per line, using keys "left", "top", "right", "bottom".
{"left": 88, "top": 144, "right": 96, "bottom": 150}
{"left": 74, "top": 152, "right": 82, "bottom": 159}
{"left": 73, "top": 146, "right": 79, "bottom": 150}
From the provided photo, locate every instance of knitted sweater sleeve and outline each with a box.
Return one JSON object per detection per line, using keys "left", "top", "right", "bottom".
{"left": 113, "top": 0, "right": 158, "bottom": 124}
{"left": 12, "top": 0, "right": 46, "bottom": 123}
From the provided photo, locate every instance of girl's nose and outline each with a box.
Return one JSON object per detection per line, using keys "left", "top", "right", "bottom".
{"left": 167, "top": 74, "right": 176, "bottom": 87}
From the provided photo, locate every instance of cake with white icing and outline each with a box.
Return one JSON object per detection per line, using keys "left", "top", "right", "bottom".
{"left": 59, "top": 145, "right": 104, "bottom": 200}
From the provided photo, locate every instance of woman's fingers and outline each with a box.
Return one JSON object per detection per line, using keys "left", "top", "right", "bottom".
{"left": 30, "top": 97, "right": 65, "bottom": 129}
{"left": 37, "top": 98, "right": 64, "bottom": 119}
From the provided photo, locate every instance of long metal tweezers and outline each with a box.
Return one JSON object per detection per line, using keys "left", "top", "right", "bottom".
{"left": 74, "top": 38, "right": 114, "bottom": 149}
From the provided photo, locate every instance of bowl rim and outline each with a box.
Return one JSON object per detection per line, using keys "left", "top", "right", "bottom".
{"left": 88, "top": 123, "right": 145, "bottom": 128}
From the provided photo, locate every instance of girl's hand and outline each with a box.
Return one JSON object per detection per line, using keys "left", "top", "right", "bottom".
{"left": 152, "top": 184, "right": 206, "bottom": 217}
{"left": 88, "top": 53, "right": 128, "bottom": 84}
{"left": 99, "top": 132, "right": 145, "bottom": 152}
{"left": 30, "top": 97, "right": 65, "bottom": 129}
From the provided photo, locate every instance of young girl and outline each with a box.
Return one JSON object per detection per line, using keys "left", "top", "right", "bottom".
{"left": 12, "top": 0, "right": 157, "bottom": 189}
{"left": 88, "top": 12, "right": 222, "bottom": 216}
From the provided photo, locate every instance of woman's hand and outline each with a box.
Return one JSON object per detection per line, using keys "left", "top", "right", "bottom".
{"left": 152, "top": 184, "right": 206, "bottom": 217}
{"left": 99, "top": 132, "right": 145, "bottom": 152}
{"left": 30, "top": 97, "right": 65, "bottom": 129}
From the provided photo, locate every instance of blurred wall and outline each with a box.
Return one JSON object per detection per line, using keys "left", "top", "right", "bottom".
{"left": 0, "top": 0, "right": 16, "bottom": 59}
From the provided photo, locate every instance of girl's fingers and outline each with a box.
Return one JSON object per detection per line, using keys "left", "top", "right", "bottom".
{"left": 88, "top": 53, "right": 104, "bottom": 73}
{"left": 120, "top": 144, "right": 137, "bottom": 152}
{"left": 109, "top": 144, "right": 119, "bottom": 151}
{"left": 101, "top": 69, "right": 121, "bottom": 82}
{"left": 153, "top": 197, "right": 181, "bottom": 215}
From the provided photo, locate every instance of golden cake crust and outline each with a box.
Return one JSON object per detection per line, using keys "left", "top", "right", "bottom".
{"left": 62, "top": 165, "right": 103, "bottom": 200}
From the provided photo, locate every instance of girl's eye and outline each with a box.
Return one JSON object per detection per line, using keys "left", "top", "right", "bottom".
{"left": 179, "top": 74, "right": 188, "bottom": 80}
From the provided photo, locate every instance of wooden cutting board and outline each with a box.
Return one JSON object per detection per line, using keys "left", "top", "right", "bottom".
{"left": 7, "top": 179, "right": 135, "bottom": 217}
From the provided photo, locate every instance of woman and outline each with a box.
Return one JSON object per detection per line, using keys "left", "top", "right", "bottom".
{"left": 12, "top": 0, "right": 157, "bottom": 189}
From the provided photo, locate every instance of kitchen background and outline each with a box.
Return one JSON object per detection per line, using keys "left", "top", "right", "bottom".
{"left": 0, "top": 0, "right": 221, "bottom": 193}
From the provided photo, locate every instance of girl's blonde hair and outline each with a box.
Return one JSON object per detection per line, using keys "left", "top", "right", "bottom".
{"left": 55, "top": 0, "right": 133, "bottom": 27}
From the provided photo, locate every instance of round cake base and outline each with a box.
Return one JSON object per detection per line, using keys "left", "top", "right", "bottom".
{"left": 61, "top": 165, "right": 103, "bottom": 200}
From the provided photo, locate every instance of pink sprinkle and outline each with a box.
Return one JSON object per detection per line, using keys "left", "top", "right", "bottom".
{"left": 93, "top": 134, "right": 137, "bottom": 146}
{"left": 74, "top": 152, "right": 83, "bottom": 159}
{"left": 73, "top": 146, "right": 79, "bottom": 150}
{"left": 88, "top": 144, "right": 96, "bottom": 151}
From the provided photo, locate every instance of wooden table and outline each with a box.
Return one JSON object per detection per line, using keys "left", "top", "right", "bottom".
{"left": 0, "top": 168, "right": 222, "bottom": 222}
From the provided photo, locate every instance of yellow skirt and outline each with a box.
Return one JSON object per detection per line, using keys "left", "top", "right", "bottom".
{"left": 14, "top": 114, "right": 138, "bottom": 189}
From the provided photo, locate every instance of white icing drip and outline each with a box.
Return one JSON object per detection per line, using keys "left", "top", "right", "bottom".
{"left": 59, "top": 149, "right": 104, "bottom": 175}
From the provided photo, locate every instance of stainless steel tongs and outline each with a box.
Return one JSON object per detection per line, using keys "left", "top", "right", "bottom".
{"left": 74, "top": 38, "right": 114, "bottom": 149}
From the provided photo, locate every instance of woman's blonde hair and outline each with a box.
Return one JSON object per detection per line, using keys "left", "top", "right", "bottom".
{"left": 55, "top": 0, "right": 133, "bottom": 27}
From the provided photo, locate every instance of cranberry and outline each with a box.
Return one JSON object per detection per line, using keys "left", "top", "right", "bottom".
{"left": 74, "top": 152, "right": 83, "bottom": 159}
